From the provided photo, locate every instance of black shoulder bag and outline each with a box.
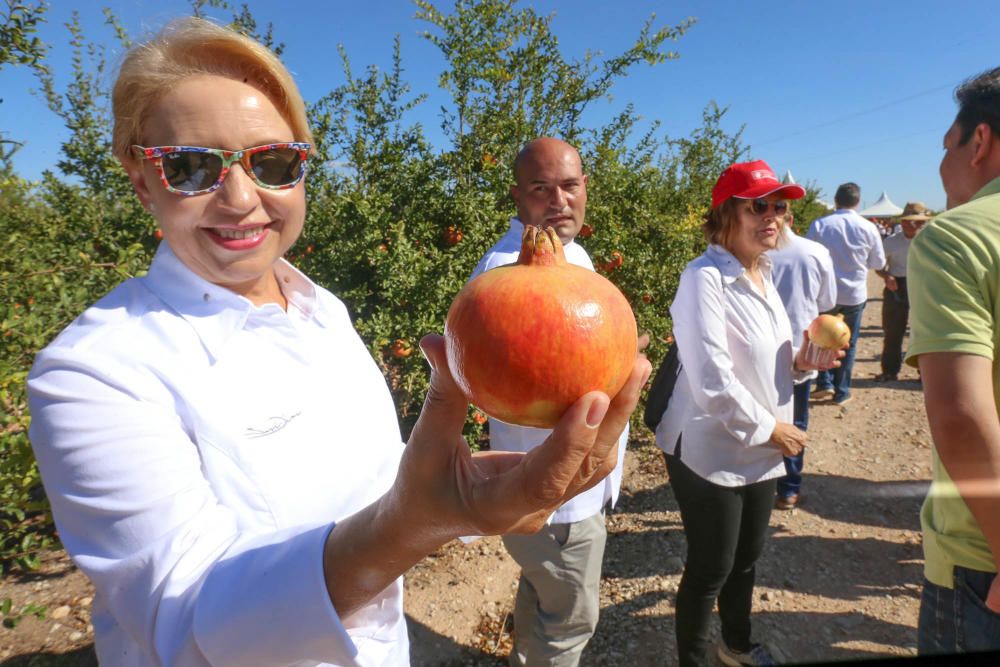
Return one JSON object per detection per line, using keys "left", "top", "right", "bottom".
{"left": 642, "top": 338, "right": 681, "bottom": 432}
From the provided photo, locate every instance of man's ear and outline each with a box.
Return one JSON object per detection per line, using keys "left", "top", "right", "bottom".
{"left": 509, "top": 183, "right": 521, "bottom": 207}
{"left": 122, "top": 157, "right": 156, "bottom": 212}
{"left": 969, "top": 122, "right": 997, "bottom": 168}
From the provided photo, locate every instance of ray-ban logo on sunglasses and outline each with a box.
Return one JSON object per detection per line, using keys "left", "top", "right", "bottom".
{"left": 131, "top": 143, "right": 311, "bottom": 196}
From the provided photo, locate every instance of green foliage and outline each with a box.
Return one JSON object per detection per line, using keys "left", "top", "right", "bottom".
{"left": 789, "top": 181, "right": 833, "bottom": 233}
{"left": 0, "top": 0, "right": 47, "bottom": 69}
{"left": 0, "top": 9, "right": 153, "bottom": 573}
{"left": 1, "top": 596, "right": 47, "bottom": 629}
{"left": 0, "top": 0, "right": 746, "bottom": 571}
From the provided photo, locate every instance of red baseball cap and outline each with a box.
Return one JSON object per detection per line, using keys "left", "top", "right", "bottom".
{"left": 711, "top": 160, "right": 805, "bottom": 208}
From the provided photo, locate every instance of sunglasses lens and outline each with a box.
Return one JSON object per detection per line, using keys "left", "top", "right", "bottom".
{"left": 161, "top": 151, "right": 223, "bottom": 192}
{"left": 749, "top": 199, "right": 788, "bottom": 215}
{"left": 249, "top": 147, "right": 304, "bottom": 187}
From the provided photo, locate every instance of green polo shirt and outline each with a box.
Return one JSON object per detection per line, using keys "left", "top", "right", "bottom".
{"left": 905, "top": 176, "right": 1000, "bottom": 588}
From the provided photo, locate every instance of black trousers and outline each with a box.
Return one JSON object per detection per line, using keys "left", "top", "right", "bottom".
{"left": 666, "top": 452, "right": 777, "bottom": 667}
{"left": 881, "top": 277, "right": 909, "bottom": 376}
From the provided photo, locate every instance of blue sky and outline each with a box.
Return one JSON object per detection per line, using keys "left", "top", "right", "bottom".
{"left": 1, "top": 0, "right": 998, "bottom": 211}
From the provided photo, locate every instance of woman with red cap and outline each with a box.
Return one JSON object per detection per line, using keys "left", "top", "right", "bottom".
{"left": 654, "top": 160, "right": 843, "bottom": 666}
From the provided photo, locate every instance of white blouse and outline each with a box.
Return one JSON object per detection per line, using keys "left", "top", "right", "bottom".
{"left": 28, "top": 243, "right": 407, "bottom": 666}
{"left": 655, "top": 244, "right": 801, "bottom": 487}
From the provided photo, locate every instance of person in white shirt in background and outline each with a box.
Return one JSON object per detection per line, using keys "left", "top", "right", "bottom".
{"left": 655, "top": 160, "right": 842, "bottom": 667}
{"left": 806, "top": 182, "right": 886, "bottom": 406}
{"left": 767, "top": 212, "right": 836, "bottom": 511}
{"left": 469, "top": 137, "right": 634, "bottom": 667}
{"left": 26, "top": 20, "right": 650, "bottom": 667}
{"left": 873, "top": 201, "right": 931, "bottom": 382}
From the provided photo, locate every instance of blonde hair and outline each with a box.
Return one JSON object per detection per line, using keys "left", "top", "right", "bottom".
{"left": 702, "top": 198, "right": 742, "bottom": 248}
{"left": 111, "top": 16, "right": 313, "bottom": 162}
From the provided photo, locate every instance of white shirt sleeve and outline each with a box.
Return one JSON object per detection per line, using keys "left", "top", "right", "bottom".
{"left": 867, "top": 225, "right": 888, "bottom": 270}
{"left": 805, "top": 220, "right": 820, "bottom": 243}
{"left": 670, "top": 266, "right": 777, "bottom": 448}
{"left": 29, "top": 350, "right": 363, "bottom": 667}
{"left": 816, "top": 247, "right": 837, "bottom": 313}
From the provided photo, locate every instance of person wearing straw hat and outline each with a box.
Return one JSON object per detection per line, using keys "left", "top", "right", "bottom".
{"left": 873, "top": 201, "right": 931, "bottom": 382}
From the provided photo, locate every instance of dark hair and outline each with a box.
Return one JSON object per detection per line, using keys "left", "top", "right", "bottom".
{"left": 834, "top": 182, "right": 861, "bottom": 208}
{"left": 954, "top": 66, "right": 1000, "bottom": 145}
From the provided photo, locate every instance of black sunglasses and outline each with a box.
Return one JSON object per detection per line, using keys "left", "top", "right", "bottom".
{"left": 747, "top": 198, "right": 789, "bottom": 216}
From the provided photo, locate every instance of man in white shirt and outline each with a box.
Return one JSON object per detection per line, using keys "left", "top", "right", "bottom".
{"left": 874, "top": 202, "right": 930, "bottom": 382}
{"left": 470, "top": 137, "right": 627, "bottom": 667}
{"left": 768, "top": 216, "right": 837, "bottom": 509}
{"left": 806, "top": 182, "right": 887, "bottom": 405}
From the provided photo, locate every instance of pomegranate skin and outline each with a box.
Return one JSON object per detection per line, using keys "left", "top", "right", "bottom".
{"left": 808, "top": 313, "right": 851, "bottom": 350}
{"left": 445, "top": 226, "right": 638, "bottom": 428}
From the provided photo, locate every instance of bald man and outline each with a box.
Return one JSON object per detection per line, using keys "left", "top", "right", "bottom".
{"left": 468, "top": 138, "right": 628, "bottom": 666}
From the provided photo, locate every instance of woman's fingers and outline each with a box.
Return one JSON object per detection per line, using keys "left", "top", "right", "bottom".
{"left": 519, "top": 391, "right": 610, "bottom": 507}
{"left": 408, "top": 334, "right": 470, "bottom": 451}
{"left": 591, "top": 356, "right": 651, "bottom": 459}
{"left": 536, "top": 355, "right": 651, "bottom": 505}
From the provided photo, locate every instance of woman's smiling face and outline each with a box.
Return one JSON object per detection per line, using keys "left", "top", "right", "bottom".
{"left": 126, "top": 74, "right": 306, "bottom": 305}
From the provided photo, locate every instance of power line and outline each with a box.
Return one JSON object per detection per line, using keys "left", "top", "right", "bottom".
{"left": 753, "top": 83, "right": 954, "bottom": 147}
{"left": 783, "top": 126, "right": 941, "bottom": 169}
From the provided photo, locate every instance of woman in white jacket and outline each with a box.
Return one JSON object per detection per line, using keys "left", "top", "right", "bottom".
{"left": 27, "top": 17, "right": 649, "bottom": 666}
{"left": 656, "top": 160, "right": 841, "bottom": 667}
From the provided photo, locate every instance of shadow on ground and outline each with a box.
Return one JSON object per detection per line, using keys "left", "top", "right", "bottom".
{"left": 0, "top": 645, "right": 97, "bottom": 667}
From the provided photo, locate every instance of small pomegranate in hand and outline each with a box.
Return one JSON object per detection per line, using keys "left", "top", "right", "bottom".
{"left": 444, "top": 225, "right": 638, "bottom": 428}
{"left": 808, "top": 314, "right": 851, "bottom": 350}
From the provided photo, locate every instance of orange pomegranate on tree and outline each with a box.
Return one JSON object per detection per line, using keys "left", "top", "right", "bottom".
{"left": 444, "top": 225, "right": 637, "bottom": 428}
{"left": 443, "top": 225, "right": 464, "bottom": 246}
{"left": 391, "top": 339, "right": 413, "bottom": 358}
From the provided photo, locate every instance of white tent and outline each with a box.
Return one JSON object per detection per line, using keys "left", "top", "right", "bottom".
{"left": 859, "top": 191, "right": 903, "bottom": 218}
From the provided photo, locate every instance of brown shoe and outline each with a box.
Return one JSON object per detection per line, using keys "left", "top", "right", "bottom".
{"left": 775, "top": 494, "right": 799, "bottom": 510}
{"left": 874, "top": 373, "right": 898, "bottom": 382}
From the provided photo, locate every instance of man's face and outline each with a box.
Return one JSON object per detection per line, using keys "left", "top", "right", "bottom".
{"left": 939, "top": 120, "right": 979, "bottom": 209}
{"left": 510, "top": 142, "right": 587, "bottom": 246}
{"left": 901, "top": 219, "right": 926, "bottom": 239}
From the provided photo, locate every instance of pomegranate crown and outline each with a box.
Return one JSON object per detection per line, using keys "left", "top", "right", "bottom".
{"left": 517, "top": 225, "right": 567, "bottom": 267}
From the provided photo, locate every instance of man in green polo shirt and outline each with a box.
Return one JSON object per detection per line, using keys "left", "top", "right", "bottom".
{"left": 906, "top": 66, "right": 1000, "bottom": 655}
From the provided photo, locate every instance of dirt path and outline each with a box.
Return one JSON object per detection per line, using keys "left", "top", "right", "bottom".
{"left": 0, "top": 274, "right": 932, "bottom": 666}
{"left": 403, "top": 272, "right": 930, "bottom": 666}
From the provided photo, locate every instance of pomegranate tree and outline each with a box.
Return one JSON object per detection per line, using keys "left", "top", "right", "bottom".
{"left": 444, "top": 225, "right": 637, "bottom": 428}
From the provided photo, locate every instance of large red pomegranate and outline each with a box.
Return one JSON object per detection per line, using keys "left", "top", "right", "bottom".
{"left": 445, "top": 225, "right": 638, "bottom": 428}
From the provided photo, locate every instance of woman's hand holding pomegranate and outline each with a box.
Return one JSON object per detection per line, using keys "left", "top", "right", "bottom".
{"left": 391, "top": 334, "right": 650, "bottom": 540}
{"left": 794, "top": 331, "right": 846, "bottom": 372}
{"left": 769, "top": 421, "right": 807, "bottom": 457}
{"left": 323, "top": 335, "right": 649, "bottom": 618}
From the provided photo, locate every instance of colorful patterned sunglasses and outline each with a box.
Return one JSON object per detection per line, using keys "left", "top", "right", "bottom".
{"left": 131, "top": 143, "right": 311, "bottom": 196}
